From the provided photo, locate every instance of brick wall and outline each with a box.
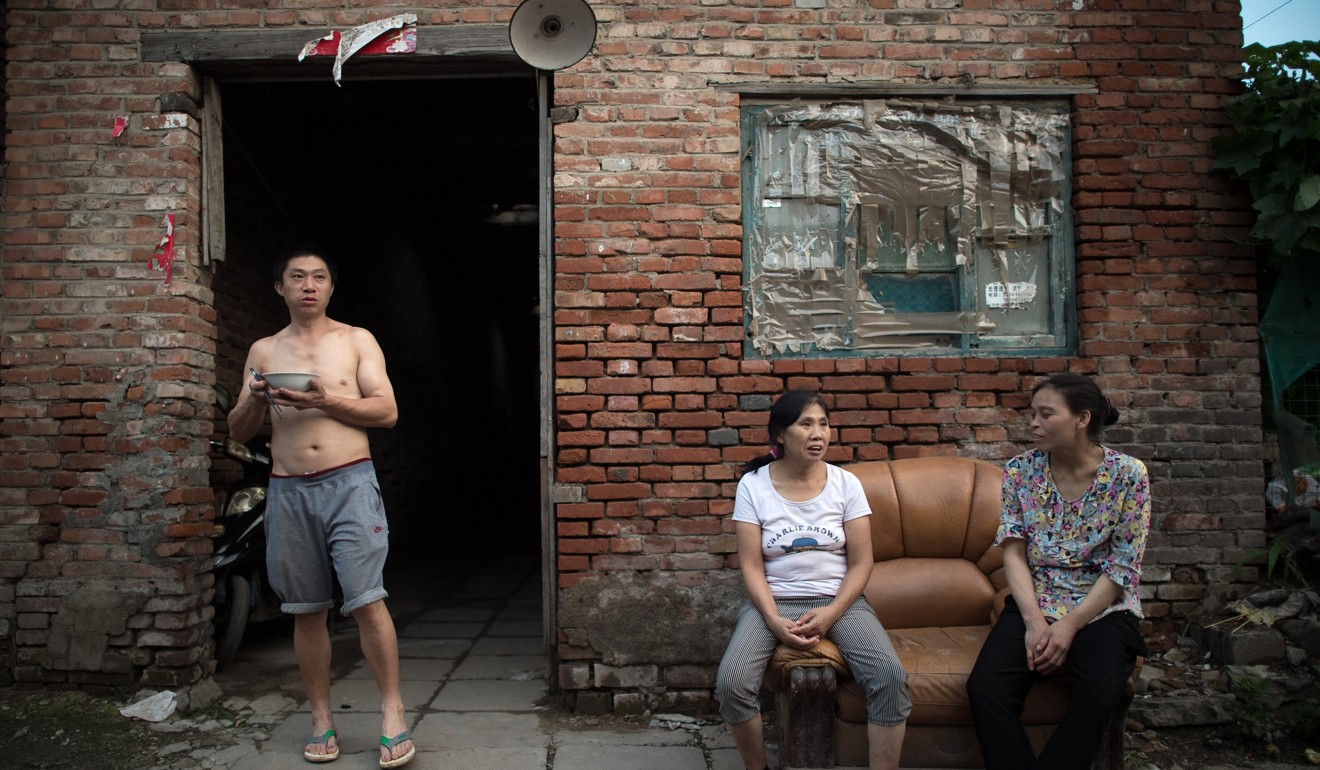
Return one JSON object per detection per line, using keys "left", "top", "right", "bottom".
{"left": 548, "top": 0, "right": 1262, "bottom": 714}
{"left": 0, "top": 0, "right": 213, "bottom": 685}
{"left": 0, "top": 0, "right": 534, "bottom": 690}
{"left": 0, "top": 0, "right": 1262, "bottom": 713}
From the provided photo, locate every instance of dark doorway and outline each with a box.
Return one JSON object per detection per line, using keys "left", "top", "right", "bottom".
{"left": 215, "top": 77, "right": 543, "bottom": 579}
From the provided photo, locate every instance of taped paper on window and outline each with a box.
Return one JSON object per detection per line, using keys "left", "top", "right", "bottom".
{"left": 744, "top": 100, "right": 1068, "bottom": 354}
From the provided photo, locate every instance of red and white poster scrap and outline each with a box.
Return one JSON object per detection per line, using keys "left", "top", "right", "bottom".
{"left": 149, "top": 213, "right": 176, "bottom": 290}
{"left": 297, "top": 14, "right": 418, "bottom": 86}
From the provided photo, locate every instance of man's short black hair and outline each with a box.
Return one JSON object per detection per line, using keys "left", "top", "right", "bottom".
{"left": 273, "top": 245, "right": 339, "bottom": 286}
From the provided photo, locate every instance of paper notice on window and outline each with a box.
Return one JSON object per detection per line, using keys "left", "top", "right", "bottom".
{"left": 985, "top": 281, "right": 1036, "bottom": 309}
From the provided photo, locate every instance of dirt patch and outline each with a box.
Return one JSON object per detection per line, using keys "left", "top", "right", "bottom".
{"left": 1130, "top": 724, "right": 1320, "bottom": 769}
{"left": 0, "top": 689, "right": 243, "bottom": 770}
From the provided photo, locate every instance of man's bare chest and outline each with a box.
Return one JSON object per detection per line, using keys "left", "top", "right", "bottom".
{"left": 265, "top": 339, "right": 360, "bottom": 394}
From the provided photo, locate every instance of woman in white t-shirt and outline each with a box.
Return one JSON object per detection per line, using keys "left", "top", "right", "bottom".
{"left": 715, "top": 389, "right": 910, "bottom": 770}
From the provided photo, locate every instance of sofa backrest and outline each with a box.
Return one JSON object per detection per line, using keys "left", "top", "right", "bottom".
{"left": 847, "top": 457, "right": 1007, "bottom": 630}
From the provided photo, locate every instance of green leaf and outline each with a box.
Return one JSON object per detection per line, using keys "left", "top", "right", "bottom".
{"left": 1214, "top": 151, "right": 1263, "bottom": 175}
{"left": 1262, "top": 214, "right": 1305, "bottom": 257}
{"left": 1296, "top": 176, "right": 1320, "bottom": 211}
{"left": 1255, "top": 193, "right": 1292, "bottom": 216}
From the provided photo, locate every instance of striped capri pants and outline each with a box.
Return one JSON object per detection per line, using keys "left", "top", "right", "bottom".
{"left": 715, "top": 595, "right": 911, "bottom": 726}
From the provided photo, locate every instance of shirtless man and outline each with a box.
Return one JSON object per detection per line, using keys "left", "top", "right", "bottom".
{"left": 227, "top": 248, "right": 414, "bottom": 768}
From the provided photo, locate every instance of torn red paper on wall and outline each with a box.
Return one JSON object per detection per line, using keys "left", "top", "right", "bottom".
{"left": 150, "top": 214, "right": 175, "bottom": 290}
{"left": 112, "top": 115, "right": 128, "bottom": 138}
{"left": 297, "top": 14, "right": 418, "bottom": 86}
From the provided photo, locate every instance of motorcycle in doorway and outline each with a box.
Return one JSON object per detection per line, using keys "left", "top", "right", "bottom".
{"left": 210, "top": 385, "right": 284, "bottom": 670}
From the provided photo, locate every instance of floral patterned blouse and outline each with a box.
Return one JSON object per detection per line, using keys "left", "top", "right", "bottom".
{"left": 996, "top": 447, "right": 1151, "bottom": 622}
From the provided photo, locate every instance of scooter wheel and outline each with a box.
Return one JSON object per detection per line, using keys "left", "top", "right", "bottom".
{"left": 214, "top": 573, "right": 251, "bottom": 670}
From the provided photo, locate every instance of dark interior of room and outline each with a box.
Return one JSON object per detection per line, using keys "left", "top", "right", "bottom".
{"left": 215, "top": 76, "right": 543, "bottom": 578}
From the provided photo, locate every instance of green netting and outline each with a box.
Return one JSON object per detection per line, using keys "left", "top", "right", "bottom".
{"left": 1261, "top": 260, "right": 1320, "bottom": 400}
{"left": 1261, "top": 260, "right": 1320, "bottom": 515}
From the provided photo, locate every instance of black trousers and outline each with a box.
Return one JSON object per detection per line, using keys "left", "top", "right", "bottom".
{"left": 966, "top": 596, "right": 1147, "bottom": 770}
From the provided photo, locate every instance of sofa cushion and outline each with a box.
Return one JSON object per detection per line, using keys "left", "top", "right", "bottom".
{"left": 865, "top": 557, "right": 998, "bottom": 630}
{"left": 835, "top": 625, "right": 1069, "bottom": 726}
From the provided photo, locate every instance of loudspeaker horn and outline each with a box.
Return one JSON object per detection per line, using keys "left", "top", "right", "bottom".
{"left": 509, "top": 0, "right": 597, "bottom": 71}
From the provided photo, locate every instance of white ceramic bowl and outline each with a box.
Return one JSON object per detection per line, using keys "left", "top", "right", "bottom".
{"left": 261, "top": 372, "right": 319, "bottom": 391}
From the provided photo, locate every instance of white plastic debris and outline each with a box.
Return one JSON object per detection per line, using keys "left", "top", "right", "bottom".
{"left": 120, "top": 690, "right": 178, "bottom": 722}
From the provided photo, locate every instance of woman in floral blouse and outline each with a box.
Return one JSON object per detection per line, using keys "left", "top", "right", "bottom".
{"left": 966, "top": 372, "right": 1150, "bottom": 770}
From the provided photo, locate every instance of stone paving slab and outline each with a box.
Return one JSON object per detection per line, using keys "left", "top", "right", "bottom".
{"left": 698, "top": 723, "right": 736, "bottom": 749}
{"left": 227, "top": 747, "right": 320, "bottom": 770}
{"left": 496, "top": 606, "right": 542, "bottom": 621}
{"left": 396, "top": 638, "right": 471, "bottom": 658}
{"left": 450, "top": 654, "right": 546, "bottom": 680}
{"left": 709, "top": 746, "right": 744, "bottom": 770}
{"left": 431, "top": 678, "right": 547, "bottom": 711}
{"left": 470, "top": 636, "right": 544, "bottom": 656}
{"left": 413, "top": 607, "right": 496, "bottom": 623}
{"left": 295, "top": 677, "right": 438, "bottom": 712}
{"left": 342, "top": 657, "right": 456, "bottom": 682}
{"left": 410, "top": 746, "right": 547, "bottom": 770}
{"left": 552, "top": 727, "right": 695, "bottom": 746}
{"left": 487, "top": 619, "right": 542, "bottom": 637}
{"left": 453, "top": 583, "right": 525, "bottom": 600}
{"left": 234, "top": 692, "right": 299, "bottom": 718}
{"left": 401, "top": 656, "right": 457, "bottom": 681}
{"left": 551, "top": 744, "right": 708, "bottom": 770}
{"left": 413, "top": 711, "right": 548, "bottom": 749}
{"left": 202, "top": 742, "right": 259, "bottom": 767}
{"left": 399, "top": 621, "right": 486, "bottom": 639}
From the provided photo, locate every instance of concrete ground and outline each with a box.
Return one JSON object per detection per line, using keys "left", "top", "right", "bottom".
{"left": 82, "top": 554, "right": 1310, "bottom": 770}
{"left": 179, "top": 555, "right": 749, "bottom": 770}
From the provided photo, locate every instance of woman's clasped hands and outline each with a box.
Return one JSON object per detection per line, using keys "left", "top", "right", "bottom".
{"left": 770, "top": 604, "right": 842, "bottom": 649}
{"left": 1024, "top": 617, "right": 1078, "bottom": 675}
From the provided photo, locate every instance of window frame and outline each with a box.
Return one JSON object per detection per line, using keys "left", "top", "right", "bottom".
{"left": 740, "top": 98, "right": 1077, "bottom": 358}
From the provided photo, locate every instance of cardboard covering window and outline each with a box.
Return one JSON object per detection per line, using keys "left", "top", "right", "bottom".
{"left": 743, "top": 100, "right": 1073, "bottom": 356}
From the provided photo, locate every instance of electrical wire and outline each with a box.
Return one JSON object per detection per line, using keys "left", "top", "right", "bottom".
{"left": 1243, "top": 0, "right": 1296, "bottom": 32}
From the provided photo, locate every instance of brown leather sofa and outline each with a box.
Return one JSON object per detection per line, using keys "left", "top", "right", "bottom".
{"left": 763, "top": 456, "right": 1134, "bottom": 769}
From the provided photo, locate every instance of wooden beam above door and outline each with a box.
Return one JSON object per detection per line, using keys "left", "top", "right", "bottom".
{"left": 141, "top": 26, "right": 522, "bottom": 80}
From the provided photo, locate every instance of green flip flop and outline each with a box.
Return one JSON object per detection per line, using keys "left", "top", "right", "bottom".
{"left": 379, "top": 730, "right": 415, "bottom": 768}
{"left": 303, "top": 729, "right": 339, "bottom": 763}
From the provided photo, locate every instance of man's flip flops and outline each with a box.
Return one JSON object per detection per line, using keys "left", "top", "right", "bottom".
{"left": 303, "top": 729, "right": 339, "bottom": 763}
{"left": 379, "top": 731, "right": 415, "bottom": 768}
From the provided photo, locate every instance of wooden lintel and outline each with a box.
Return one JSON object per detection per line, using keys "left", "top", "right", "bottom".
{"left": 141, "top": 25, "right": 517, "bottom": 65}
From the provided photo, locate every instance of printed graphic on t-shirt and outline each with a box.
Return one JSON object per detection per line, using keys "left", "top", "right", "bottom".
{"left": 765, "top": 525, "right": 843, "bottom": 557}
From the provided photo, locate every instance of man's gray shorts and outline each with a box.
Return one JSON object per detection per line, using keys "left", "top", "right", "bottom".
{"left": 266, "top": 459, "right": 390, "bottom": 616}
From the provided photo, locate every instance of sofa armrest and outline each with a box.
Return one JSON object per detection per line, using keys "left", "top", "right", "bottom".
{"left": 765, "top": 639, "right": 850, "bottom": 692}
{"left": 777, "top": 665, "right": 837, "bottom": 770}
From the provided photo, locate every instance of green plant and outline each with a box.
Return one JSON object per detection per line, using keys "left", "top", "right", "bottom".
{"left": 1234, "top": 538, "right": 1311, "bottom": 587}
{"left": 1231, "top": 673, "right": 1277, "bottom": 741}
{"left": 188, "top": 700, "right": 239, "bottom": 723}
{"left": 1212, "top": 42, "right": 1320, "bottom": 267}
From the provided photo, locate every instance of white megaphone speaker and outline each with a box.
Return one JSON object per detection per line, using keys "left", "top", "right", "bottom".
{"left": 509, "top": 0, "right": 597, "bottom": 71}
